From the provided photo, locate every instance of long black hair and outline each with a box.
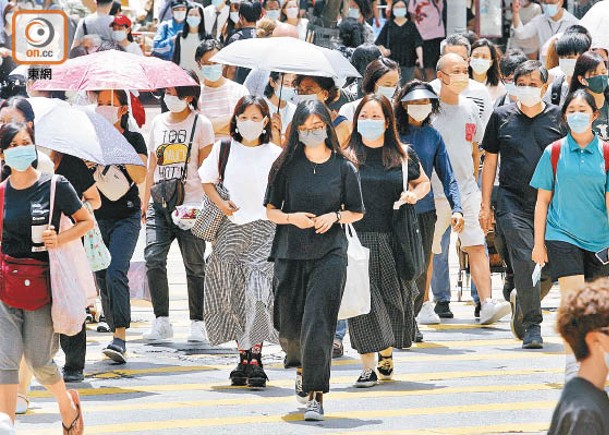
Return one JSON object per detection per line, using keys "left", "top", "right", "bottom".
{"left": 570, "top": 51, "right": 609, "bottom": 100}
{"left": 0, "top": 122, "right": 36, "bottom": 180}
{"left": 181, "top": 3, "right": 206, "bottom": 40}
{"left": 469, "top": 38, "right": 501, "bottom": 87}
{"left": 361, "top": 58, "right": 399, "bottom": 95}
{"left": 394, "top": 80, "right": 440, "bottom": 135}
{"left": 561, "top": 88, "right": 598, "bottom": 119}
{"left": 230, "top": 95, "right": 272, "bottom": 144}
{"left": 268, "top": 99, "right": 342, "bottom": 184}
{"left": 346, "top": 94, "right": 406, "bottom": 169}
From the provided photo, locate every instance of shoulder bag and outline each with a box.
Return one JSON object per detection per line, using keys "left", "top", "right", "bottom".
{"left": 191, "top": 139, "right": 232, "bottom": 242}
{"left": 391, "top": 150, "right": 425, "bottom": 281}
{"left": 0, "top": 181, "right": 51, "bottom": 311}
{"left": 150, "top": 114, "right": 199, "bottom": 211}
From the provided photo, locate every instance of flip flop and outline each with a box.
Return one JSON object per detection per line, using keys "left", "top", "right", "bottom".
{"left": 62, "top": 390, "right": 84, "bottom": 435}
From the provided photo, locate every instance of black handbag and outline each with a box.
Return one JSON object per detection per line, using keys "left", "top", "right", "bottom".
{"left": 392, "top": 151, "right": 425, "bottom": 282}
{"left": 150, "top": 114, "right": 198, "bottom": 211}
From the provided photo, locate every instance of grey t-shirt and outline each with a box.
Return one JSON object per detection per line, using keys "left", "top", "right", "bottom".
{"left": 74, "top": 13, "right": 114, "bottom": 44}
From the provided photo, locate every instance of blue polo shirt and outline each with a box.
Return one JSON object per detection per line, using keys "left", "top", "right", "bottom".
{"left": 530, "top": 134, "right": 609, "bottom": 252}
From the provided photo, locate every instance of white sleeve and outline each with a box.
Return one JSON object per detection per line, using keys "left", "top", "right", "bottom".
{"left": 198, "top": 140, "right": 222, "bottom": 183}
{"left": 511, "top": 15, "right": 539, "bottom": 40}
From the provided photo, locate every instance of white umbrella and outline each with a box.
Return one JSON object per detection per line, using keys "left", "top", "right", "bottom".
{"left": 581, "top": 1, "right": 609, "bottom": 52}
{"left": 28, "top": 98, "right": 144, "bottom": 167}
{"left": 210, "top": 37, "right": 361, "bottom": 79}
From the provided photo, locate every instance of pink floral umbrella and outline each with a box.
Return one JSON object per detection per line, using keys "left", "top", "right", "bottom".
{"left": 31, "top": 49, "right": 198, "bottom": 91}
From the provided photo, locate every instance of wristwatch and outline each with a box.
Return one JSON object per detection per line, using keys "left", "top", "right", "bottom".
{"left": 335, "top": 210, "right": 342, "bottom": 223}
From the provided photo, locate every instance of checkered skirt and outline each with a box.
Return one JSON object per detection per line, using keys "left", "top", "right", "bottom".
{"left": 348, "top": 232, "right": 419, "bottom": 354}
{"left": 203, "top": 219, "right": 279, "bottom": 349}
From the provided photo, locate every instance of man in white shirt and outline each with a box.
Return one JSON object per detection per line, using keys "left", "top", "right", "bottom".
{"left": 430, "top": 34, "right": 493, "bottom": 128}
{"left": 204, "top": 0, "right": 230, "bottom": 40}
{"left": 431, "top": 53, "right": 511, "bottom": 325}
{"left": 511, "top": 0, "right": 579, "bottom": 59}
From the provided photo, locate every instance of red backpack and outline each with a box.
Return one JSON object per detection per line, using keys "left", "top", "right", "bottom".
{"left": 550, "top": 138, "right": 609, "bottom": 176}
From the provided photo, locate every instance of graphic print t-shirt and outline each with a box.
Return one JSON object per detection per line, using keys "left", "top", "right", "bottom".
{"left": 148, "top": 112, "right": 215, "bottom": 205}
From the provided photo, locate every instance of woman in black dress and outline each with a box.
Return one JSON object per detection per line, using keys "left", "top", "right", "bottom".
{"left": 265, "top": 99, "right": 365, "bottom": 421}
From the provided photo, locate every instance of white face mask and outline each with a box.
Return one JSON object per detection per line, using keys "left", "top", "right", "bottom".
{"left": 376, "top": 85, "right": 397, "bottom": 99}
{"left": 186, "top": 15, "right": 202, "bottom": 27}
{"left": 297, "top": 94, "right": 318, "bottom": 103}
{"left": 266, "top": 10, "right": 280, "bottom": 21}
{"left": 173, "top": 10, "right": 187, "bottom": 22}
{"left": 230, "top": 11, "right": 240, "bottom": 23}
{"left": 95, "top": 105, "right": 121, "bottom": 125}
{"left": 470, "top": 58, "right": 492, "bottom": 75}
{"left": 407, "top": 104, "right": 433, "bottom": 122}
{"left": 237, "top": 119, "right": 266, "bottom": 142}
{"left": 286, "top": 6, "right": 299, "bottom": 18}
{"left": 515, "top": 85, "right": 543, "bottom": 107}
{"left": 559, "top": 58, "right": 577, "bottom": 78}
{"left": 164, "top": 94, "right": 188, "bottom": 113}
{"left": 111, "top": 30, "right": 127, "bottom": 42}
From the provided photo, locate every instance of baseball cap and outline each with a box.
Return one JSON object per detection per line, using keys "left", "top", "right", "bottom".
{"left": 110, "top": 14, "right": 132, "bottom": 27}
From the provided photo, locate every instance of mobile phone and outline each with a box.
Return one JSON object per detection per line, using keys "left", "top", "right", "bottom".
{"left": 595, "top": 248, "right": 609, "bottom": 265}
{"left": 532, "top": 263, "right": 542, "bottom": 287}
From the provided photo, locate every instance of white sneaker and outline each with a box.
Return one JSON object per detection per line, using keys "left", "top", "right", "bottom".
{"left": 15, "top": 394, "right": 29, "bottom": 415}
{"left": 304, "top": 398, "right": 324, "bottom": 421}
{"left": 479, "top": 299, "right": 511, "bottom": 325}
{"left": 417, "top": 301, "right": 441, "bottom": 325}
{"left": 187, "top": 320, "right": 211, "bottom": 344}
{"left": 143, "top": 317, "right": 173, "bottom": 341}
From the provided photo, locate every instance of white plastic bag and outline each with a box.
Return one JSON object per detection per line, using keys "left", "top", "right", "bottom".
{"left": 128, "top": 228, "right": 151, "bottom": 302}
{"left": 48, "top": 177, "right": 98, "bottom": 336}
{"left": 338, "top": 224, "right": 371, "bottom": 320}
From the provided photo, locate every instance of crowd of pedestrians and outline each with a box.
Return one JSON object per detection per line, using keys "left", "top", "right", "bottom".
{"left": 0, "top": 0, "right": 609, "bottom": 433}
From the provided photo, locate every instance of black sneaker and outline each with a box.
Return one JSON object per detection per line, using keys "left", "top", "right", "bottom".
{"left": 377, "top": 354, "right": 393, "bottom": 380}
{"left": 230, "top": 353, "right": 249, "bottom": 386}
{"left": 502, "top": 274, "right": 515, "bottom": 301}
{"left": 522, "top": 325, "right": 543, "bottom": 349}
{"left": 510, "top": 289, "right": 525, "bottom": 340}
{"left": 413, "top": 322, "right": 423, "bottom": 343}
{"left": 102, "top": 342, "right": 127, "bottom": 364}
{"left": 353, "top": 369, "right": 378, "bottom": 388}
{"left": 97, "top": 318, "right": 110, "bottom": 333}
{"left": 295, "top": 372, "right": 308, "bottom": 404}
{"left": 247, "top": 355, "right": 268, "bottom": 389}
{"left": 434, "top": 301, "right": 454, "bottom": 319}
{"left": 62, "top": 369, "right": 84, "bottom": 383}
{"left": 474, "top": 301, "right": 481, "bottom": 318}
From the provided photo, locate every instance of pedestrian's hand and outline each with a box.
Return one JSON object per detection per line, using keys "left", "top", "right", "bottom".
{"left": 478, "top": 206, "right": 493, "bottom": 234}
{"left": 531, "top": 244, "right": 548, "bottom": 266}
{"left": 451, "top": 212, "right": 465, "bottom": 233}
{"left": 313, "top": 213, "right": 338, "bottom": 234}
{"left": 400, "top": 191, "right": 418, "bottom": 204}
{"left": 141, "top": 205, "right": 148, "bottom": 224}
{"left": 271, "top": 113, "right": 282, "bottom": 135}
{"left": 42, "top": 225, "right": 59, "bottom": 249}
{"left": 382, "top": 47, "right": 391, "bottom": 57}
{"left": 375, "top": 17, "right": 381, "bottom": 28}
{"left": 512, "top": 0, "right": 520, "bottom": 14}
{"left": 220, "top": 200, "right": 239, "bottom": 217}
{"left": 290, "top": 212, "right": 316, "bottom": 229}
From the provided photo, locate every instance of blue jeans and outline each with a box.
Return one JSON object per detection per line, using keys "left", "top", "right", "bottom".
{"left": 431, "top": 227, "right": 480, "bottom": 303}
{"left": 335, "top": 319, "right": 347, "bottom": 341}
{"left": 96, "top": 211, "right": 141, "bottom": 330}
{"left": 145, "top": 204, "right": 206, "bottom": 320}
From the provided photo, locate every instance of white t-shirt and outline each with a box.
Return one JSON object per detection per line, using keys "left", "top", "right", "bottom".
{"left": 148, "top": 111, "right": 215, "bottom": 205}
{"left": 265, "top": 97, "right": 296, "bottom": 134}
{"left": 338, "top": 97, "right": 363, "bottom": 122}
{"left": 125, "top": 42, "right": 144, "bottom": 56}
{"left": 431, "top": 97, "right": 483, "bottom": 199}
{"left": 511, "top": 10, "right": 579, "bottom": 55}
{"left": 199, "top": 79, "right": 250, "bottom": 121}
{"left": 179, "top": 33, "right": 202, "bottom": 75}
{"left": 203, "top": 4, "right": 230, "bottom": 40}
{"left": 430, "top": 78, "right": 493, "bottom": 129}
{"left": 199, "top": 139, "right": 282, "bottom": 225}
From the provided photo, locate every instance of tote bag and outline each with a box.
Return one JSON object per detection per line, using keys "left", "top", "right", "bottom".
{"left": 82, "top": 201, "right": 112, "bottom": 272}
{"left": 48, "top": 176, "right": 98, "bottom": 336}
{"left": 392, "top": 151, "right": 425, "bottom": 281}
{"left": 338, "top": 224, "right": 371, "bottom": 320}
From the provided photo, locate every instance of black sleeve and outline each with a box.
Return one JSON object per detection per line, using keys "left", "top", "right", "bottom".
{"left": 57, "top": 156, "right": 95, "bottom": 199}
{"left": 375, "top": 21, "right": 389, "bottom": 46}
{"left": 342, "top": 159, "right": 365, "bottom": 214}
{"left": 264, "top": 169, "right": 286, "bottom": 209}
{"left": 127, "top": 131, "right": 148, "bottom": 155}
{"left": 71, "top": 158, "right": 96, "bottom": 196}
{"left": 407, "top": 146, "right": 422, "bottom": 180}
{"left": 481, "top": 109, "right": 500, "bottom": 154}
{"left": 52, "top": 176, "right": 84, "bottom": 228}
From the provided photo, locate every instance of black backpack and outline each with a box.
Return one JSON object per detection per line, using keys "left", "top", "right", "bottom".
{"left": 550, "top": 76, "right": 565, "bottom": 107}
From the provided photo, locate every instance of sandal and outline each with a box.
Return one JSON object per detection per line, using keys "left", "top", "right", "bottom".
{"left": 332, "top": 339, "right": 344, "bottom": 359}
{"left": 62, "top": 390, "right": 84, "bottom": 435}
{"left": 16, "top": 393, "right": 29, "bottom": 415}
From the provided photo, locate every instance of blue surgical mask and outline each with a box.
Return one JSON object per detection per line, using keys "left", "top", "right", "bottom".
{"left": 299, "top": 128, "right": 327, "bottom": 147}
{"left": 4, "top": 144, "right": 37, "bottom": 172}
{"left": 566, "top": 112, "right": 591, "bottom": 134}
{"left": 275, "top": 85, "right": 297, "bottom": 102}
{"left": 201, "top": 64, "right": 223, "bottom": 82}
{"left": 266, "top": 10, "right": 280, "bottom": 21}
{"left": 348, "top": 7, "right": 361, "bottom": 19}
{"left": 543, "top": 3, "right": 559, "bottom": 17}
{"left": 393, "top": 7, "right": 406, "bottom": 18}
{"left": 357, "top": 119, "right": 385, "bottom": 141}
{"left": 376, "top": 85, "right": 397, "bottom": 99}
{"left": 186, "top": 15, "right": 201, "bottom": 28}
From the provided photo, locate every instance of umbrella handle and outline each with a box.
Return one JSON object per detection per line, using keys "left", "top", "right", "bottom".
{"left": 278, "top": 73, "right": 284, "bottom": 115}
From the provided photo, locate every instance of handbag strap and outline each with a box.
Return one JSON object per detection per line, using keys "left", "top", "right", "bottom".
{"left": 180, "top": 113, "right": 199, "bottom": 184}
{"left": 0, "top": 180, "right": 6, "bottom": 244}
{"left": 401, "top": 145, "right": 409, "bottom": 192}
{"left": 218, "top": 138, "right": 232, "bottom": 182}
{"left": 48, "top": 174, "right": 59, "bottom": 231}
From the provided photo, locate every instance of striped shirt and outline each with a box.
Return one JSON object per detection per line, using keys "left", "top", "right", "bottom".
{"left": 199, "top": 79, "right": 250, "bottom": 121}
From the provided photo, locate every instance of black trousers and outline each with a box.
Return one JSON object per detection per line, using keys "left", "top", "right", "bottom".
{"left": 274, "top": 251, "right": 346, "bottom": 394}
{"left": 60, "top": 324, "right": 86, "bottom": 373}
{"left": 414, "top": 211, "right": 437, "bottom": 316}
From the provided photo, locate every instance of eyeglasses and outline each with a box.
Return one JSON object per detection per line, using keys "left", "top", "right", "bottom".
{"left": 298, "top": 126, "right": 325, "bottom": 134}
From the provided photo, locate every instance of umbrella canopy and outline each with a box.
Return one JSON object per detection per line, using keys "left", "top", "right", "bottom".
{"left": 211, "top": 37, "right": 361, "bottom": 79}
{"left": 581, "top": 2, "right": 609, "bottom": 52}
{"left": 28, "top": 97, "right": 145, "bottom": 166}
{"left": 30, "top": 50, "right": 199, "bottom": 92}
